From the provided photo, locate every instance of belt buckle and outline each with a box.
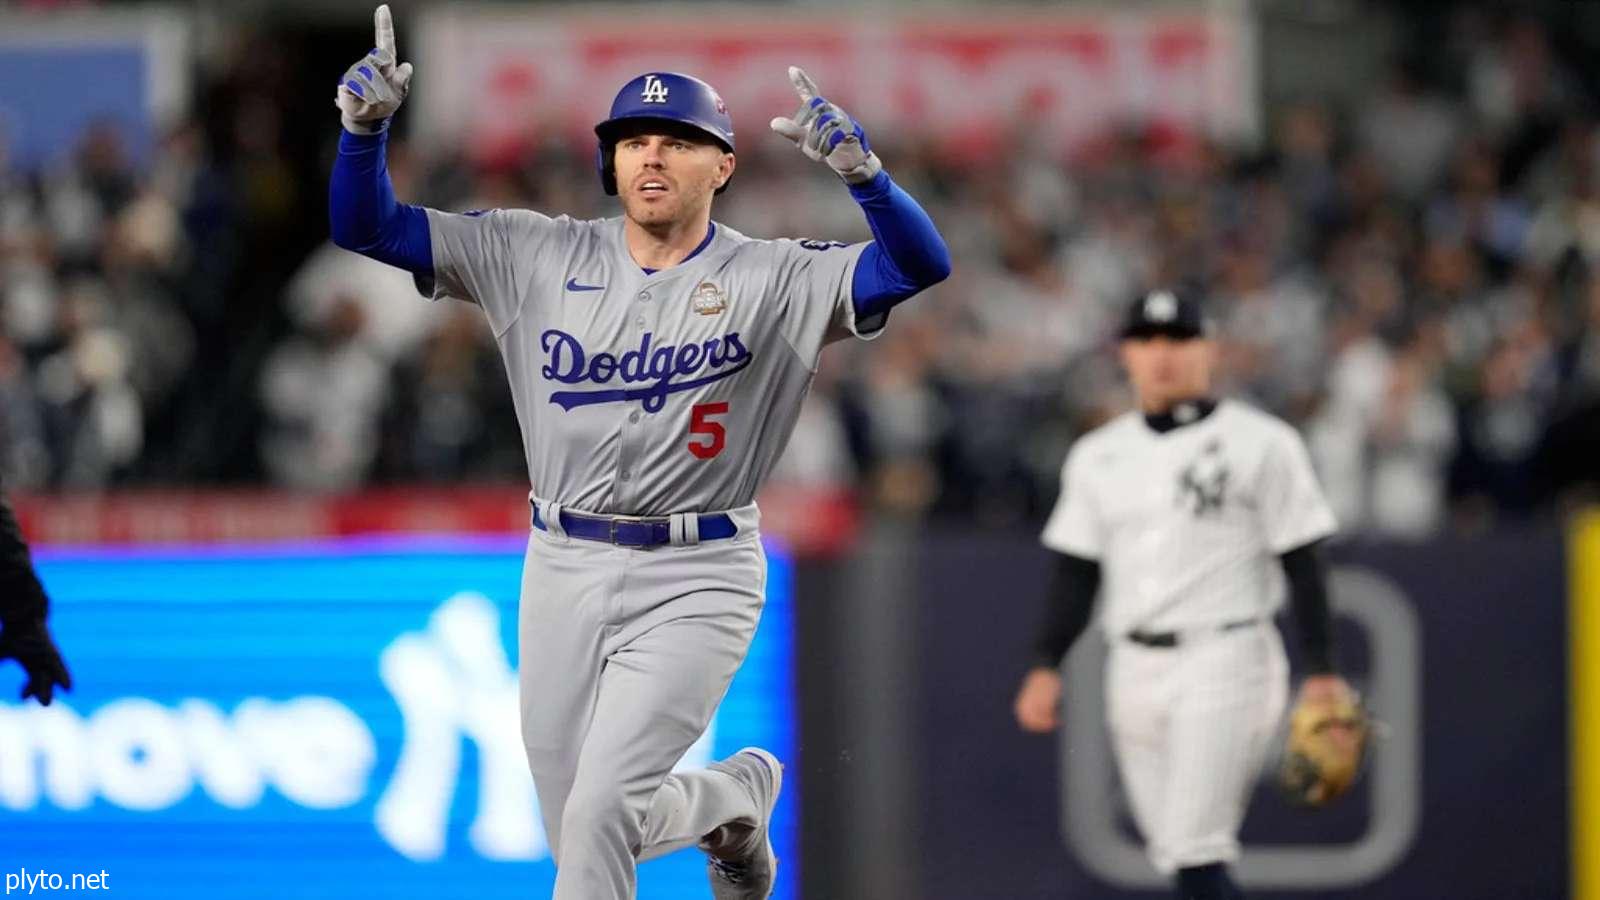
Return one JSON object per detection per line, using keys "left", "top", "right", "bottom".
{"left": 608, "top": 516, "right": 650, "bottom": 548}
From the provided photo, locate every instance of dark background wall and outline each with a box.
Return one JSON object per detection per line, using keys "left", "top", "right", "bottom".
{"left": 797, "top": 525, "right": 1569, "bottom": 900}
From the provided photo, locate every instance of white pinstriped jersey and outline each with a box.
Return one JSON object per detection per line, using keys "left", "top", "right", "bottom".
{"left": 423, "top": 210, "right": 881, "bottom": 515}
{"left": 1040, "top": 400, "right": 1337, "bottom": 637}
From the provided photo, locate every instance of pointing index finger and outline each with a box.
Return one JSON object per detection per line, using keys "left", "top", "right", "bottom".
{"left": 788, "top": 66, "right": 820, "bottom": 103}
{"left": 375, "top": 4, "right": 397, "bottom": 58}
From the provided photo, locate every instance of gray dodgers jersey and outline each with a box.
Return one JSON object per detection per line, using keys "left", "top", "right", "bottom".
{"left": 423, "top": 209, "right": 881, "bottom": 515}
{"left": 1040, "top": 400, "right": 1337, "bottom": 636}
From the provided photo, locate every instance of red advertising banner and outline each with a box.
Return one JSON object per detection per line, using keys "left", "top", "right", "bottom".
{"left": 412, "top": 7, "right": 1256, "bottom": 162}
{"left": 10, "top": 485, "right": 860, "bottom": 557}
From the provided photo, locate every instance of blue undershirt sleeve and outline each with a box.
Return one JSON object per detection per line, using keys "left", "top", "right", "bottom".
{"left": 846, "top": 171, "right": 951, "bottom": 321}
{"left": 328, "top": 128, "right": 433, "bottom": 275}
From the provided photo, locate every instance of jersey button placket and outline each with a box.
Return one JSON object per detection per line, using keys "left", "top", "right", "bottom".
{"left": 616, "top": 284, "right": 658, "bottom": 506}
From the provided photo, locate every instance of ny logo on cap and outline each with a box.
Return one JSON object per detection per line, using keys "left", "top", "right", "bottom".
{"left": 1144, "top": 291, "right": 1178, "bottom": 323}
{"left": 641, "top": 75, "right": 670, "bottom": 104}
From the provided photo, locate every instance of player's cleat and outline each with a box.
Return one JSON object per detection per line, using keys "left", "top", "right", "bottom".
{"left": 704, "top": 747, "right": 783, "bottom": 900}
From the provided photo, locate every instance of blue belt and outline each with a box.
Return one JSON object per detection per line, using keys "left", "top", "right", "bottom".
{"left": 532, "top": 506, "right": 737, "bottom": 547}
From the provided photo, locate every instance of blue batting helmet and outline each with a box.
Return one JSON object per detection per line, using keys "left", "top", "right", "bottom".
{"left": 594, "top": 72, "right": 735, "bottom": 196}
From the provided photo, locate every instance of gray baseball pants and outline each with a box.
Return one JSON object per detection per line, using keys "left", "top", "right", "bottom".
{"left": 519, "top": 498, "right": 768, "bottom": 900}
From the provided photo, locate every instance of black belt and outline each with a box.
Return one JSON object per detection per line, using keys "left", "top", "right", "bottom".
{"left": 532, "top": 506, "right": 737, "bottom": 547}
{"left": 1126, "top": 617, "right": 1260, "bottom": 649}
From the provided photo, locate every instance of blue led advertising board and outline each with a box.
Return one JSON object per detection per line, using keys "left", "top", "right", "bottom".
{"left": 0, "top": 537, "right": 797, "bottom": 899}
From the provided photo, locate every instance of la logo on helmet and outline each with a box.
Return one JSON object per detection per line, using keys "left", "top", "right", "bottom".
{"left": 641, "top": 75, "right": 670, "bottom": 104}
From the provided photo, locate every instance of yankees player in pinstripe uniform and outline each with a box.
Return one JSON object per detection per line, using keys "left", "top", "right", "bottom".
{"left": 328, "top": 7, "right": 949, "bottom": 899}
{"left": 1013, "top": 288, "right": 1352, "bottom": 900}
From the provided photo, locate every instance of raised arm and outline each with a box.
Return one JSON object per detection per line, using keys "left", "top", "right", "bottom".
{"left": 769, "top": 66, "right": 951, "bottom": 320}
{"left": 328, "top": 4, "right": 431, "bottom": 273}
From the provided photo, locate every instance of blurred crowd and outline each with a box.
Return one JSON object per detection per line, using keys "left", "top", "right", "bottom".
{"left": 2, "top": 10, "right": 1599, "bottom": 537}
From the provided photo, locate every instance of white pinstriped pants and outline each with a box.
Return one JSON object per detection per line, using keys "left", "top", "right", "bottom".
{"left": 1105, "top": 622, "right": 1289, "bottom": 875}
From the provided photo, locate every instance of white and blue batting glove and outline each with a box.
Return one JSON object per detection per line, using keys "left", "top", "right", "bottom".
{"left": 769, "top": 66, "right": 882, "bottom": 185}
{"left": 335, "top": 4, "right": 414, "bottom": 135}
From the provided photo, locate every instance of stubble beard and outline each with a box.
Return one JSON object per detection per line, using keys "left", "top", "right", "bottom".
{"left": 621, "top": 177, "right": 714, "bottom": 234}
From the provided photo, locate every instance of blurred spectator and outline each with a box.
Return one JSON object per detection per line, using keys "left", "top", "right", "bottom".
{"left": 1449, "top": 324, "right": 1560, "bottom": 526}
{"left": 375, "top": 304, "right": 519, "bottom": 483}
{"left": 1213, "top": 237, "right": 1328, "bottom": 413}
{"left": 1466, "top": 14, "right": 1581, "bottom": 142}
{"left": 1309, "top": 324, "right": 1457, "bottom": 539}
{"left": 257, "top": 296, "right": 388, "bottom": 491}
{"left": 284, "top": 140, "right": 445, "bottom": 362}
{"left": 0, "top": 336, "right": 49, "bottom": 489}
{"left": 1542, "top": 273, "right": 1600, "bottom": 506}
{"left": 1359, "top": 60, "right": 1464, "bottom": 202}
{"left": 848, "top": 318, "right": 946, "bottom": 518}
{"left": 35, "top": 278, "right": 143, "bottom": 487}
{"left": 767, "top": 366, "right": 858, "bottom": 498}
{"left": 43, "top": 122, "right": 136, "bottom": 267}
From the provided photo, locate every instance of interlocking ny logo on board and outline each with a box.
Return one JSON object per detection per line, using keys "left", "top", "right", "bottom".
{"left": 641, "top": 75, "right": 670, "bottom": 104}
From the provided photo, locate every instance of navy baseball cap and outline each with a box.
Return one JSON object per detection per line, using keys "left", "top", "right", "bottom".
{"left": 1119, "top": 288, "right": 1211, "bottom": 340}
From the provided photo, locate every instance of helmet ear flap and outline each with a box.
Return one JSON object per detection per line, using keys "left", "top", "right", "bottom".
{"left": 597, "top": 141, "right": 618, "bottom": 195}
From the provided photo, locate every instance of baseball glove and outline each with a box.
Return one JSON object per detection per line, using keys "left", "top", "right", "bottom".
{"left": 1277, "top": 689, "right": 1370, "bottom": 807}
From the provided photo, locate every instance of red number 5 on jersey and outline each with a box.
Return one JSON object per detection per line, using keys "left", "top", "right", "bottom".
{"left": 688, "top": 402, "right": 730, "bottom": 459}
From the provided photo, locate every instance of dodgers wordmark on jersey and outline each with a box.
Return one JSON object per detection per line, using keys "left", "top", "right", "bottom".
{"left": 423, "top": 210, "right": 882, "bottom": 517}
{"left": 1040, "top": 400, "right": 1337, "bottom": 637}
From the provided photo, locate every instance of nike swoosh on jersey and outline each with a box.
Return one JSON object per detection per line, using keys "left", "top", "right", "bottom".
{"left": 565, "top": 278, "right": 605, "bottom": 292}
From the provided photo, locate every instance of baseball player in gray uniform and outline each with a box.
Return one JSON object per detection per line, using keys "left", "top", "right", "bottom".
{"left": 328, "top": 7, "right": 950, "bottom": 899}
{"left": 1012, "top": 288, "right": 1355, "bottom": 900}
